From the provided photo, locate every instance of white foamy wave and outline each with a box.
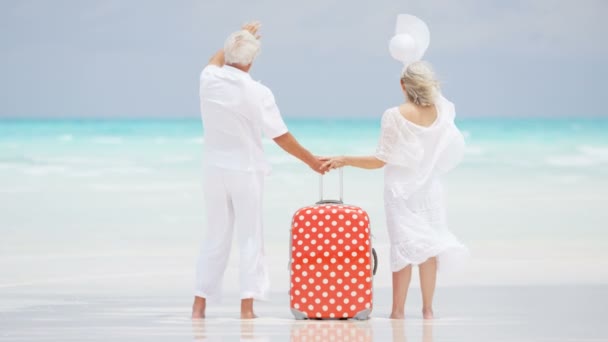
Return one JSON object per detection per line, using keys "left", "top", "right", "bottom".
{"left": 104, "top": 166, "right": 153, "bottom": 174}
{"left": 465, "top": 145, "right": 485, "bottom": 156}
{"left": 546, "top": 145, "right": 608, "bottom": 167}
{"left": 160, "top": 156, "right": 195, "bottom": 163}
{"left": 153, "top": 136, "right": 169, "bottom": 144}
{"left": 545, "top": 155, "right": 596, "bottom": 167}
{"left": 579, "top": 145, "right": 608, "bottom": 160}
{"left": 91, "top": 136, "right": 124, "bottom": 145}
{"left": 0, "top": 142, "right": 19, "bottom": 149}
{"left": 188, "top": 137, "right": 204, "bottom": 144}
{"left": 58, "top": 134, "right": 73, "bottom": 142}
{"left": 23, "top": 165, "right": 68, "bottom": 175}
{"left": 88, "top": 182, "right": 199, "bottom": 193}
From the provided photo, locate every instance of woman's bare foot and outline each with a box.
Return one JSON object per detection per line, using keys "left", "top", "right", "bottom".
{"left": 192, "top": 296, "right": 206, "bottom": 319}
{"left": 240, "top": 311, "right": 258, "bottom": 319}
{"left": 422, "top": 307, "right": 434, "bottom": 320}
{"left": 389, "top": 312, "right": 405, "bottom": 319}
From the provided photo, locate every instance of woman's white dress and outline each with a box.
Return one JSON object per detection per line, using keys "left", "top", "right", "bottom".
{"left": 375, "top": 95, "right": 468, "bottom": 273}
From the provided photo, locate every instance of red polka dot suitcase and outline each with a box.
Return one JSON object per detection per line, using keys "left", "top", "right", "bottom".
{"left": 289, "top": 170, "right": 377, "bottom": 320}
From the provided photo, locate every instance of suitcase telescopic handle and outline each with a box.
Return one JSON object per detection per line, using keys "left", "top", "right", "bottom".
{"left": 317, "top": 168, "right": 343, "bottom": 204}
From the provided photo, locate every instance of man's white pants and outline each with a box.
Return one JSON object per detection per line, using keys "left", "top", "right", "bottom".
{"left": 194, "top": 166, "right": 270, "bottom": 301}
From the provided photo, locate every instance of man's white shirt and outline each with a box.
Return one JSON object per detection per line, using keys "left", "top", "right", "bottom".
{"left": 199, "top": 65, "right": 288, "bottom": 174}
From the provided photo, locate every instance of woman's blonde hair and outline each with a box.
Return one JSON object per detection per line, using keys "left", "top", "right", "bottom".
{"left": 400, "top": 61, "right": 439, "bottom": 106}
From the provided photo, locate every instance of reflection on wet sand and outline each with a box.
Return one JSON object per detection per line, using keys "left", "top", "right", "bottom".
{"left": 391, "top": 319, "right": 434, "bottom": 342}
{"left": 290, "top": 320, "right": 373, "bottom": 342}
{"left": 192, "top": 319, "right": 270, "bottom": 342}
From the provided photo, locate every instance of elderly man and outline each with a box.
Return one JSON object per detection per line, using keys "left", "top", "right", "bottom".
{"left": 192, "top": 22, "right": 325, "bottom": 319}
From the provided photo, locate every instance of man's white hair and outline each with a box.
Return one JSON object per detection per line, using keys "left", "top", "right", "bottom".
{"left": 224, "top": 30, "right": 260, "bottom": 66}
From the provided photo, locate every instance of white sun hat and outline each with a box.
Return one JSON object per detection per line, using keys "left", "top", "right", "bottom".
{"left": 388, "top": 14, "right": 430, "bottom": 67}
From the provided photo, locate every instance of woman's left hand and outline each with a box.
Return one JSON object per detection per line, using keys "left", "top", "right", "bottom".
{"left": 320, "top": 156, "right": 347, "bottom": 170}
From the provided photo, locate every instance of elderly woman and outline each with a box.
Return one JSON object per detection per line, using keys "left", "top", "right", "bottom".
{"left": 322, "top": 61, "right": 468, "bottom": 319}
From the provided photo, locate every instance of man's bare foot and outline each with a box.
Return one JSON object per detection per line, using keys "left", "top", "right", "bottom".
{"left": 422, "top": 307, "right": 434, "bottom": 319}
{"left": 389, "top": 312, "right": 405, "bottom": 319}
{"left": 192, "top": 296, "right": 206, "bottom": 319}
{"left": 240, "top": 311, "right": 258, "bottom": 319}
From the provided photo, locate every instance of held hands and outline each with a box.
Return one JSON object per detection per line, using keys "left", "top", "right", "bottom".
{"left": 308, "top": 157, "right": 329, "bottom": 175}
{"left": 242, "top": 21, "right": 261, "bottom": 40}
{"left": 319, "top": 156, "right": 347, "bottom": 171}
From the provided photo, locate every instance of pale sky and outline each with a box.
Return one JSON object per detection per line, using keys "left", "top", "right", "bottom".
{"left": 0, "top": 0, "right": 606, "bottom": 118}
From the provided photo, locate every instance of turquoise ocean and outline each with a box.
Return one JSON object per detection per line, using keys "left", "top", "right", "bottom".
{"left": 1, "top": 118, "right": 607, "bottom": 295}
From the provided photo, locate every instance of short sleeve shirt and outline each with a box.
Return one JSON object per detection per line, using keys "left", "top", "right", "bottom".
{"left": 199, "top": 65, "right": 288, "bottom": 173}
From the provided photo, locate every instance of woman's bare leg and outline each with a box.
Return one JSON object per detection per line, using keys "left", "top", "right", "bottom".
{"left": 240, "top": 298, "right": 257, "bottom": 319}
{"left": 419, "top": 257, "right": 437, "bottom": 319}
{"left": 390, "top": 265, "right": 412, "bottom": 319}
{"left": 192, "top": 296, "right": 206, "bottom": 319}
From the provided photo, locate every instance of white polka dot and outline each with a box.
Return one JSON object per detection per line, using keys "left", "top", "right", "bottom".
{"left": 311, "top": 240, "right": 316, "bottom": 245}
{"left": 352, "top": 214, "right": 358, "bottom": 219}
{"left": 298, "top": 228, "right": 304, "bottom": 233}
{"left": 316, "top": 312, "right": 322, "bottom": 318}
{"left": 303, "top": 258, "right": 308, "bottom": 264}
{"left": 318, "top": 233, "right": 323, "bottom": 239}
{"left": 330, "top": 272, "right": 336, "bottom": 277}
{"left": 338, "top": 214, "right": 344, "bottom": 219}
{"left": 308, "top": 304, "right": 314, "bottom": 310}
{"left": 324, "top": 251, "right": 330, "bottom": 257}
{"left": 345, "top": 221, "right": 351, "bottom": 226}
{"left": 359, "top": 246, "right": 365, "bottom": 251}
{"left": 365, "top": 289, "right": 371, "bottom": 295}
{"left": 359, "top": 233, "right": 365, "bottom": 239}
{"left": 297, "top": 240, "right": 303, "bottom": 245}
{"left": 358, "top": 271, "right": 365, "bottom": 277}
{"left": 365, "top": 303, "right": 371, "bottom": 309}
{"left": 345, "top": 210, "right": 351, "bottom": 214}
{"left": 304, "top": 234, "right": 310, "bottom": 239}
{"left": 319, "top": 209, "right": 325, "bottom": 214}
{"left": 316, "top": 271, "right": 322, "bottom": 277}
{"left": 345, "top": 258, "right": 350, "bottom": 264}
{"left": 296, "top": 252, "right": 302, "bottom": 257}
{"left": 344, "top": 271, "right": 350, "bottom": 277}
{"left": 312, "top": 215, "right": 317, "bottom": 220}
{"left": 351, "top": 278, "right": 357, "bottom": 284}
{"left": 325, "top": 227, "right": 331, "bottom": 233}
{"left": 302, "top": 284, "right": 307, "bottom": 290}
{"left": 366, "top": 264, "right": 371, "bottom": 270}
{"left": 315, "top": 298, "right": 321, "bottom": 304}
{"left": 329, "top": 298, "right": 335, "bottom": 304}
{"left": 337, "top": 305, "right": 342, "bottom": 311}
{"left": 317, "top": 245, "right": 323, "bottom": 251}
{"left": 330, "top": 258, "right": 336, "bottom": 263}
{"left": 358, "top": 258, "right": 365, "bottom": 264}
{"left": 351, "top": 265, "right": 357, "bottom": 271}
{"left": 359, "top": 221, "right": 365, "bottom": 226}
{"left": 337, "top": 265, "right": 343, "bottom": 270}
{"left": 308, "top": 278, "right": 315, "bottom": 284}
{"left": 324, "top": 239, "right": 330, "bottom": 244}
{"left": 344, "top": 285, "right": 350, "bottom": 291}
{"left": 366, "top": 277, "right": 371, "bottom": 282}
{"left": 331, "top": 245, "right": 337, "bottom": 251}
{"left": 358, "top": 297, "right": 364, "bottom": 303}
{"left": 331, "top": 233, "right": 337, "bottom": 238}
{"left": 351, "top": 251, "right": 358, "bottom": 257}
{"left": 338, "top": 239, "right": 343, "bottom": 245}
{"left": 309, "top": 265, "right": 315, "bottom": 270}
{"left": 306, "top": 210, "right": 311, "bottom": 214}
{"left": 322, "top": 278, "right": 329, "bottom": 284}
{"left": 295, "top": 264, "right": 301, "bottom": 270}
{"left": 294, "top": 303, "right": 300, "bottom": 309}
{"left": 323, "top": 265, "right": 329, "bottom": 270}
{"left": 338, "top": 251, "right": 344, "bottom": 257}
{"left": 301, "top": 297, "right": 307, "bottom": 303}
{"left": 358, "top": 284, "right": 364, "bottom": 290}
{"left": 303, "top": 246, "right": 309, "bottom": 251}
{"left": 295, "top": 290, "right": 301, "bottom": 295}
{"left": 351, "top": 291, "right": 357, "bottom": 297}
{"left": 344, "top": 298, "right": 349, "bottom": 304}
{"left": 350, "top": 304, "right": 357, "bottom": 311}
{"left": 352, "top": 239, "right": 358, "bottom": 245}
{"left": 337, "top": 279, "right": 343, "bottom": 284}
{"left": 299, "top": 215, "right": 304, "bottom": 220}
{"left": 319, "top": 221, "right": 324, "bottom": 226}
{"left": 330, "top": 285, "right": 336, "bottom": 291}
{"left": 308, "top": 291, "right": 314, "bottom": 297}
{"left": 305, "top": 222, "right": 310, "bottom": 226}
{"left": 330, "top": 313, "right": 335, "bottom": 318}
{"left": 317, "top": 258, "right": 322, "bottom": 263}
{"left": 336, "top": 292, "right": 343, "bottom": 298}
{"left": 338, "top": 227, "right": 344, "bottom": 233}
{"left": 345, "top": 233, "right": 351, "bottom": 238}
{"left": 331, "top": 221, "right": 337, "bottom": 226}
{"left": 295, "top": 277, "right": 301, "bottom": 282}
{"left": 345, "top": 245, "right": 351, "bottom": 251}
{"left": 315, "top": 285, "right": 321, "bottom": 291}
{"left": 302, "top": 271, "right": 308, "bottom": 277}
{"left": 332, "top": 209, "right": 337, "bottom": 214}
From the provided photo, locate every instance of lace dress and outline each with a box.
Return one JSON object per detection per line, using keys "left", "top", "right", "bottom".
{"left": 375, "top": 95, "right": 468, "bottom": 273}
